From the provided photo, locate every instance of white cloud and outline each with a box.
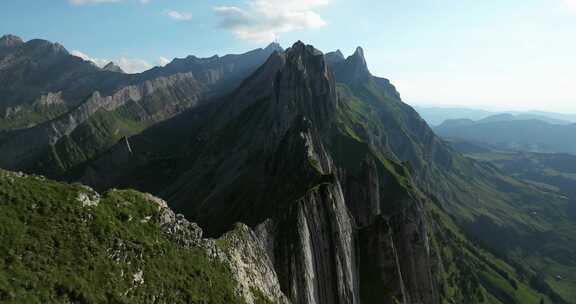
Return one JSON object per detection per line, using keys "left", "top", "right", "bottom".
{"left": 214, "top": 0, "right": 331, "bottom": 43}
{"left": 164, "top": 10, "right": 192, "bottom": 21}
{"left": 71, "top": 50, "right": 110, "bottom": 67}
{"left": 71, "top": 50, "right": 169, "bottom": 73}
{"left": 564, "top": 0, "right": 576, "bottom": 10}
{"left": 159, "top": 57, "right": 171, "bottom": 66}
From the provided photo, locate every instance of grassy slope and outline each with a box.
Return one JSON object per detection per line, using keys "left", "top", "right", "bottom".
{"left": 333, "top": 96, "right": 552, "bottom": 303}
{"left": 33, "top": 105, "right": 148, "bottom": 177}
{"left": 0, "top": 169, "right": 245, "bottom": 304}
{"left": 463, "top": 150, "right": 576, "bottom": 301}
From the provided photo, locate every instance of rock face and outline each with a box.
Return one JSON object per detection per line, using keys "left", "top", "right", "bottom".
{"left": 148, "top": 193, "right": 290, "bottom": 304}
{"left": 75, "top": 42, "right": 446, "bottom": 304}
{"left": 102, "top": 62, "right": 125, "bottom": 73}
{"left": 215, "top": 224, "right": 291, "bottom": 304}
{"left": 0, "top": 34, "right": 24, "bottom": 49}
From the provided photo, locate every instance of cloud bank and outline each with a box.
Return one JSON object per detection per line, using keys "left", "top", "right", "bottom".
{"left": 214, "top": 0, "right": 331, "bottom": 42}
{"left": 565, "top": 0, "right": 576, "bottom": 10}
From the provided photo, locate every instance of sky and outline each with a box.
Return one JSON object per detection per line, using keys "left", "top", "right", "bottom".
{"left": 0, "top": 0, "right": 575, "bottom": 113}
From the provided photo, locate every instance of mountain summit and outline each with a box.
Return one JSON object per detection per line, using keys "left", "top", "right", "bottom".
{"left": 330, "top": 46, "right": 371, "bottom": 83}
{"left": 102, "top": 61, "right": 125, "bottom": 73}
{"left": 0, "top": 34, "right": 24, "bottom": 49}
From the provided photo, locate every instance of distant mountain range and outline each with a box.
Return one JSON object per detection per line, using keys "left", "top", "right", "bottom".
{"left": 1, "top": 34, "right": 575, "bottom": 303}
{"left": 414, "top": 105, "right": 576, "bottom": 126}
{"left": 434, "top": 114, "right": 576, "bottom": 155}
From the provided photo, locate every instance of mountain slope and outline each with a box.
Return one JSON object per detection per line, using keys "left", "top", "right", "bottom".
{"left": 329, "top": 48, "right": 575, "bottom": 303}
{"left": 435, "top": 116, "right": 576, "bottom": 154}
{"left": 0, "top": 169, "right": 289, "bottom": 303}
{"left": 0, "top": 34, "right": 280, "bottom": 175}
{"left": 413, "top": 106, "right": 576, "bottom": 126}
{"left": 65, "top": 42, "right": 562, "bottom": 303}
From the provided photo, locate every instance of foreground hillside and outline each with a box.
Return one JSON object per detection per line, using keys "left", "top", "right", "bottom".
{"left": 0, "top": 169, "right": 288, "bottom": 303}
{"left": 0, "top": 156, "right": 551, "bottom": 303}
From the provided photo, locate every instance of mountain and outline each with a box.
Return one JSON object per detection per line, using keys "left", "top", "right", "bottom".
{"left": 478, "top": 113, "right": 572, "bottom": 125}
{"left": 413, "top": 106, "right": 498, "bottom": 126}
{"left": 0, "top": 34, "right": 280, "bottom": 175}
{"left": 414, "top": 106, "right": 575, "bottom": 126}
{"left": 0, "top": 169, "right": 289, "bottom": 303}
{"left": 435, "top": 115, "right": 576, "bottom": 154}
{"left": 53, "top": 41, "right": 570, "bottom": 303}
{"left": 102, "top": 61, "right": 125, "bottom": 73}
{"left": 2, "top": 36, "right": 575, "bottom": 303}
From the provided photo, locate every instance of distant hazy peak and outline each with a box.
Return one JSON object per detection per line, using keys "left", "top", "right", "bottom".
{"left": 287, "top": 40, "right": 324, "bottom": 57}
{"left": 0, "top": 34, "right": 24, "bottom": 48}
{"left": 353, "top": 46, "right": 365, "bottom": 59}
{"left": 102, "top": 61, "right": 125, "bottom": 73}
{"left": 264, "top": 42, "right": 283, "bottom": 52}
{"left": 325, "top": 50, "right": 345, "bottom": 65}
{"left": 24, "top": 38, "right": 69, "bottom": 55}
{"left": 347, "top": 46, "right": 369, "bottom": 74}
{"left": 328, "top": 46, "right": 372, "bottom": 84}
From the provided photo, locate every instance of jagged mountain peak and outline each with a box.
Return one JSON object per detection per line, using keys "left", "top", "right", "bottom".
{"left": 102, "top": 61, "right": 125, "bottom": 73}
{"left": 284, "top": 41, "right": 328, "bottom": 75}
{"left": 329, "top": 45, "right": 372, "bottom": 83}
{"left": 347, "top": 46, "right": 370, "bottom": 75}
{"left": 325, "top": 50, "right": 345, "bottom": 65}
{"left": 287, "top": 40, "right": 323, "bottom": 56}
{"left": 0, "top": 34, "right": 24, "bottom": 48}
{"left": 353, "top": 46, "right": 366, "bottom": 59}
{"left": 264, "top": 41, "right": 283, "bottom": 52}
{"left": 24, "top": 38, "right": 69, "bottom": 55}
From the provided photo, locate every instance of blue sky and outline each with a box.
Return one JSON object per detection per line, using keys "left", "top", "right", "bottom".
{"left": 1, "top": 0, "right": 576, "bottom": 112}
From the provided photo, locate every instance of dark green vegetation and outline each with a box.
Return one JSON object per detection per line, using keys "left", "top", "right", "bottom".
{"left": 0, "top": 169, "right": 246, "bottom": 303}
{"left": 434, "top": 114, "right": 576, "bottom": 154}
{"left": 2, "top": 34, "right": 576, "bottom": 303}
{"left": 452, "top": 145, "right": 576, "bottom": 301}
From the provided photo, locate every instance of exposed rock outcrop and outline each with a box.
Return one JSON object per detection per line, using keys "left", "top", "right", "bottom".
{"left": 142, "top": 193, "right": 290, "bottom": 303}
{"left": 102, "top": 61, "right": 125, "bottom": 73}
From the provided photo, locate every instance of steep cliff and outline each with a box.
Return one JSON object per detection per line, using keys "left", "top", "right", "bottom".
{"left": 329, "top": 45, "right": 575, "bottom": 303}
{"left": 67, "top": 42, "right": 556, "bottom": 303}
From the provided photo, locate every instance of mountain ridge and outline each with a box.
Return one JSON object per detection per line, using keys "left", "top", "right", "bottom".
{"left": 0, "top": 37, "right": 574, "bottom": 303}
{"left": 60, "top": 41, "right": 567, "bottom": 303}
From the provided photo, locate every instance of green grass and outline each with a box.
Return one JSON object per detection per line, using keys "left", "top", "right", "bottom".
{"left": 0, "top": 169, "right": 246, "bottom": 303}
